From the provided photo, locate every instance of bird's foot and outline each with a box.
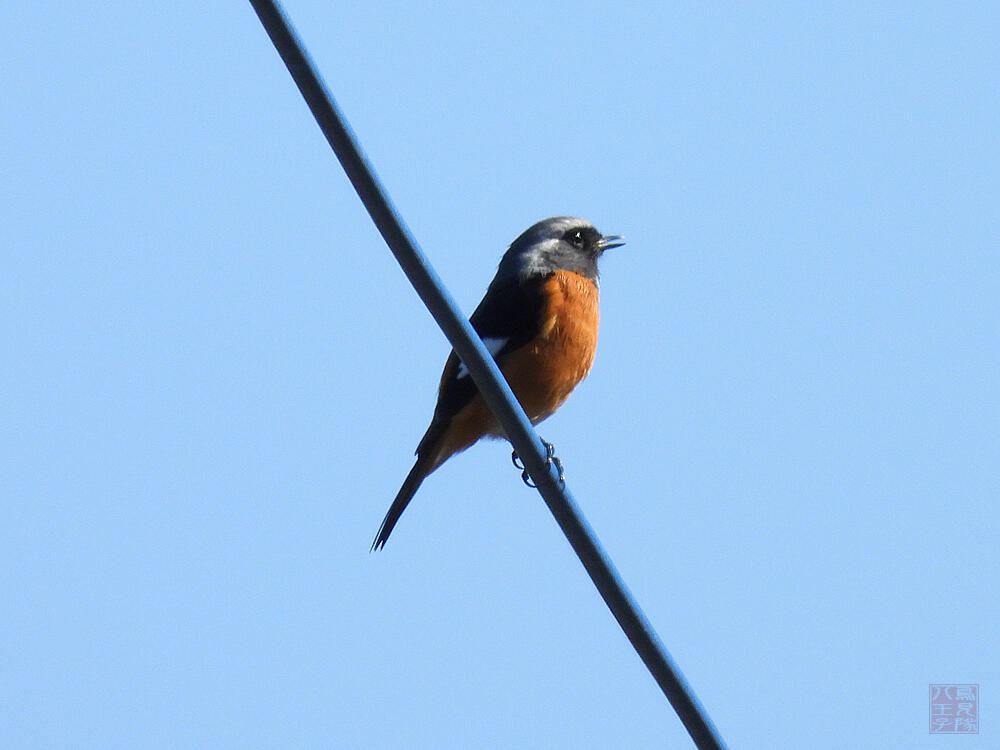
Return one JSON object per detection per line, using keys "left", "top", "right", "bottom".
{"left": 511, "top": 439, "right": 565, "bottom": 488}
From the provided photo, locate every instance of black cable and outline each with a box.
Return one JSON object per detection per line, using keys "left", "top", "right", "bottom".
{"left": 248, "top": 3, "right": 729, "bottom": 747}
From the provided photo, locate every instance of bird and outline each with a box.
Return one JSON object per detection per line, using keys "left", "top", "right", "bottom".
{"left": 372, "top": 217, "right": 624, "bottom": 550}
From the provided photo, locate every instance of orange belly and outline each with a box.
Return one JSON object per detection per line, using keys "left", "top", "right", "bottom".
{"left": 500, "top": 270, "right": 600, "bottom": 424}
{"left": 430, "top": 270, "right": 600, "bottom": 467}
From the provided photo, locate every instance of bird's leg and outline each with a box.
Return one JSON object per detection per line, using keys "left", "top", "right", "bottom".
{"left": 542, "top": 439, "right": 566, "bottom": 484}
{"left": 510, "top": 447, "right": 534, "bottom": 486}
{"left": 510, "top": 439, "right": 565, "bottom": 487}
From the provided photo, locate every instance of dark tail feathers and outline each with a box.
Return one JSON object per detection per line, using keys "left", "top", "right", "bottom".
{"left": 371, "top": 451, "right": 435, "bottom": 551}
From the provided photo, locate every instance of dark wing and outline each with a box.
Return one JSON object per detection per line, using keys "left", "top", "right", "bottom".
{"left": 469, "top": 274, "right": 548, "bottom": 356}
{"left": 417, "top": 274, "right": 549, "bottom": 451}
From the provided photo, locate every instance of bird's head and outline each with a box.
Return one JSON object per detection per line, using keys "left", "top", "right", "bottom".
{"left": 496, "top": 217, "right": 625, "bottom": 285}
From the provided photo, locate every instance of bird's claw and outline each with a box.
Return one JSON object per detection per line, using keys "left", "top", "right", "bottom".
{"left": 511, "top": 448, "right": 534, "bottom": 486}
{"left": 544, "top": 440, "right": 566, "bottom": 485}
{"left": 511, "top": 440, "right": 565, "bottom": 488}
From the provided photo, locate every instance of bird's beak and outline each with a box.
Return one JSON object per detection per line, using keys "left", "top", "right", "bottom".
{"left": 597, "top": 234, "right": 626, "bottom": 251}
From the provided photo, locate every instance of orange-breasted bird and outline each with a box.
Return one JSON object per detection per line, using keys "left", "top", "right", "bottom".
{"left": 372, "top": 217, "right": 624, "bottom": 550}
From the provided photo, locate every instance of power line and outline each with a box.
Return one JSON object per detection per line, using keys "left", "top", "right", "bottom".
{"left": 248, "top": 3, "right": 729, "bottom": 748}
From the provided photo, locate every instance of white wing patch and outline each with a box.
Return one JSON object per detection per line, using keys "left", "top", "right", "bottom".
{"left": 456, "top": 337, "right": 509, "bottom": 379}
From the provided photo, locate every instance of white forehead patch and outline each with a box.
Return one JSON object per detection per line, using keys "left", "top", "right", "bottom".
{"left": 456, "top": 337, "right": 509, "bottom": 379}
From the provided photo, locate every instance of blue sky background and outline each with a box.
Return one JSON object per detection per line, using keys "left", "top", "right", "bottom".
{"left": 2, "top": 2, "right": 997, "bottom": 748}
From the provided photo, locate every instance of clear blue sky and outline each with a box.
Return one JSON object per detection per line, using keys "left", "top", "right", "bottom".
{"left": 2, "top": 2, "right": 997, "bottom": 748}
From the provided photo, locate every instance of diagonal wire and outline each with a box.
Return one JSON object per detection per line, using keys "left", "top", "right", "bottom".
{"left": 247, "top": 2, "right": 729, "bottom": 748}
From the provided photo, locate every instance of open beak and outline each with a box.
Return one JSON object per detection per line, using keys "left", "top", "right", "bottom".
{"left": 597, "top": 234, "right": 626, "bottom": 251}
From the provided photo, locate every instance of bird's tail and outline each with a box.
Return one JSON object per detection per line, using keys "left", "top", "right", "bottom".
{"left": 371, "top": 447, "right": 438, "bottom": 551}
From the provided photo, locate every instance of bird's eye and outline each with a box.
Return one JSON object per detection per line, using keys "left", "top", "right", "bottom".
{"left": 565, "top": 229, "right": 586, "bottom": 249}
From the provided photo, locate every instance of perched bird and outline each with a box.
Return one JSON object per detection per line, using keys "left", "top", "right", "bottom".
{"left": 372, "top": 217, "right": 624, "bottom": 550}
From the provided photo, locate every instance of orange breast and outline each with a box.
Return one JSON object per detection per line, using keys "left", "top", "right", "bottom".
{"left": 498, "top": 270, "right": 600, "bottom": 425}
{"left": 427, "top": 270, "right": 601, "bottom": 468}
